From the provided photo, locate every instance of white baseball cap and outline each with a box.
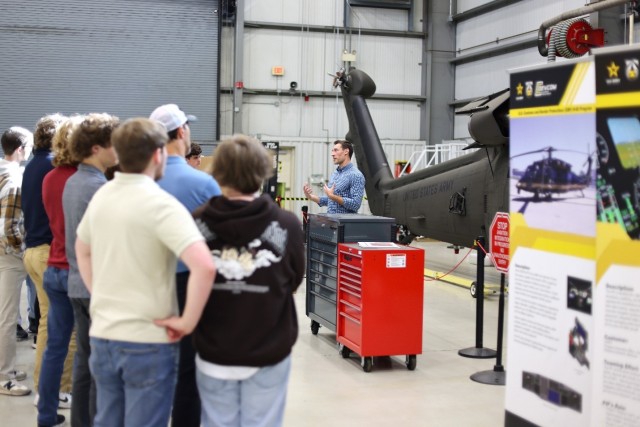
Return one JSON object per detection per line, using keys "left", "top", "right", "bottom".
{"left": 149, "top": 104, "right": 197, "bottom": 132}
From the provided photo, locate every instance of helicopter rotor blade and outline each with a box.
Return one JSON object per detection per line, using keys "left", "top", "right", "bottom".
{"left": 510, "top": 146, "right": 555, "bottom": 159}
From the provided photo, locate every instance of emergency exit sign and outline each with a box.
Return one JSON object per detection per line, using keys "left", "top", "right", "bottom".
{"left": 272, "top": 66, "right": 285, "bottom": 76}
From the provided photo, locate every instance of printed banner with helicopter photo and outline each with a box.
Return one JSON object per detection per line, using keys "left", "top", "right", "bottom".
{"left": 506, "top": 56, "right": 597, "bottom": 427}
{"left": 505, "top": 45, "right": 640, "bottom": 427}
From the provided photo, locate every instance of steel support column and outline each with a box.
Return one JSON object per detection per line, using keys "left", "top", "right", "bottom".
{"left": 232, "top": 0, "right": 244, "bottom": 134}
{"left": 424, "top": 0, "right": 455, "bottom": 145}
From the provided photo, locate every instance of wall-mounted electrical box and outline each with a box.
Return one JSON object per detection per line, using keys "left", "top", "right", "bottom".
{"left": 341, "top": 51, "right": 356, "bottom": 62}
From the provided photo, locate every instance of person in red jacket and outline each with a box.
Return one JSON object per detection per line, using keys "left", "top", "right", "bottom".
{"left": 37, "top": 116, "right": 81, "bottom": 427}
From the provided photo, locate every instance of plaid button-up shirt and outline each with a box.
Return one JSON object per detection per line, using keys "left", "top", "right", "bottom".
{"left": 318, "top": 163, "right": 365, "bottom": 214}
{"left": 0, "top": 161, "right": 24, "bottom": 255}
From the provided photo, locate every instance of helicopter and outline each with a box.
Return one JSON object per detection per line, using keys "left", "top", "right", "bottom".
{"left": 334, "top": 68, "right": 510, "bottom": 248}
{"left": 513, "top": 146, "right": 593, "bottom": 200}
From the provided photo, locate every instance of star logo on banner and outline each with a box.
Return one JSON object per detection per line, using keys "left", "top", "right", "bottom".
{"left": 607, "top": 61, "right": 620, "bottom": 78}
{"left": 516, "top": 83, "right": 524, "bottom": 96}
{"left": 625, "top": 59, "right": 639, "bottom": 81}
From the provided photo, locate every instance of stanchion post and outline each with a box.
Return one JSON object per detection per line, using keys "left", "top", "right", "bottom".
{"left": 495, "top": 272, "right": 506, "bottom": 371}
{"left": 475, "top": 235, "right": 485, "bottom": 348}
{"left": 470, "top": 272, "right": 507, "bottom": 385}
{"left": 458, "top": 236, "right": 497, "bottom": 359}
{"left": 302, "top": 206, "right": 308, "bottom": 243}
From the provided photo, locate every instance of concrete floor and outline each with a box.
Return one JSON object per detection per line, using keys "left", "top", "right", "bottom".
{"left": 2, "top": 240, "right": 508, "bottom": 426}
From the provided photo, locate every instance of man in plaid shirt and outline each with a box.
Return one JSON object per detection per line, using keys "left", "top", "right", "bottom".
{"left": 0, "top": 126, "right": 33, "bottom": 396}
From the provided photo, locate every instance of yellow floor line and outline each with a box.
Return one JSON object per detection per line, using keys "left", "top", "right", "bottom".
{"left": 424, "top": 268, "right": 499, "bottom": 293}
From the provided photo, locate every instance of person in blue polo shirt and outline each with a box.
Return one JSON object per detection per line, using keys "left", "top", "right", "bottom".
{"left": 150, "top": 104, "right": 221, "bottom": 427}
{"left": 303, "top": 140, "right": 365, "bottom": 214}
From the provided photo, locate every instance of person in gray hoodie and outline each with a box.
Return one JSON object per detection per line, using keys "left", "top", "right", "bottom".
{"left": 63, "top": 113, "right": 119, "bottom": 427}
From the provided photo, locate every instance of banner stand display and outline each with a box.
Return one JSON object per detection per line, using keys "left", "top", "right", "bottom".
{"left": 505, "top": 45, "right": 640, "bottom": 427}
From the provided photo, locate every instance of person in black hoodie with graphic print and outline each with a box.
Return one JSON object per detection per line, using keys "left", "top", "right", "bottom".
{"left": 191, "top": 134, "right": 305, "bottom": 427}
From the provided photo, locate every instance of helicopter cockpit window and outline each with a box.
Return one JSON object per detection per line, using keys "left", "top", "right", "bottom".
{"left": 607, "top": 117, "right": 640, "bottom": 170}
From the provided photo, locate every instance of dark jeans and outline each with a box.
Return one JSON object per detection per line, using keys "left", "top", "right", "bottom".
{"left": 70, "top": 297, "right": 96, "bottom": 427}
{"left": 38, "top": 267, "right": 74, "bottom": 426}
{"left": 171, "top": 271, "right": 201, "bottom": 427}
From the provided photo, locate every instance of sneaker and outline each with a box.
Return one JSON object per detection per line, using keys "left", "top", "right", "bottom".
{"left": 34, "top": 392, "right": 72, "bottom": 409}
{"left": 16, "top": 325, "right": 28, "bottom": 341}
{"left": 37, "top": 414, "right": 65, "bottom": 427}
{"left": 58, "top": 392, "right": 72, "bottom": 409}
{"left": 7, "top": 370, "right": 26, "bottom": 381}
{"left": 0, "top": 379, "right": 31, "bottom": 396}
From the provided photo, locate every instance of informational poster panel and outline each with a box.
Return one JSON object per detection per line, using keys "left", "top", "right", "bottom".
{"left": 592, "top": 45, "right": 640, "bottom": 427}
{"left": 506, "top": 57, "right": 597, "bottom": 427}
{"left": 506, "top": 45, "right": 640, "bottom": 427}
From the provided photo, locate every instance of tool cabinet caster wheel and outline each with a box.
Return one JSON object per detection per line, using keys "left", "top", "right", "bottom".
{"left": 470, "top": 281, "right": 477, "bottom": 298}
{"left": 339, "top": 344, "right": 351, "bottom": 358}
{"left": 406, "top": 355, "right": 417, "bottom": 371}
{"left": 310, "top": 321, "right": 320, "bottom": 335}
{"left": 362, "top": 357, "right": 373, "bottom": 373}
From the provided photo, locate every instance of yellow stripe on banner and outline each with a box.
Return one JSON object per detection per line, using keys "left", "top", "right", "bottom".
{"left": 510, "top": 104, "right": 595, "bottom": 118}
{"left": 596, "top": 222, "right": 639, "bottom": 283}
{"left": 596, "top": 92, "right": 640, "bottom": 108}
{"left": 510, "top": 212, "right": 595, "bottom": 260}
{"left": 560, "top": 62, "right": 590, "bottom": 106}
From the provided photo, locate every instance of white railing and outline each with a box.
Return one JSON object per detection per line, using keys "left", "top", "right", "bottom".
{"left": 398, "top": 139, "right": 477, "bottom": 177}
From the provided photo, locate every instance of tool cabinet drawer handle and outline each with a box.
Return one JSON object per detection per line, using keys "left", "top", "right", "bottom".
{"left": 339, "top": 312, "right": 361, "bottom": 325}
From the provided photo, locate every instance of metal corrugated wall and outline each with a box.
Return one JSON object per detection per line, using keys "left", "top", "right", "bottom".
{"left": 453, "top": 0, "right": 589, "bottom": 138}
{"left": 1, "top": 0, "right": 219, "bottom": 151}
{"left": 245, "top": 0, "right": 339, "bottom": 25}
{"left": 220, "top": 0, "right": 424, "bottom": 141}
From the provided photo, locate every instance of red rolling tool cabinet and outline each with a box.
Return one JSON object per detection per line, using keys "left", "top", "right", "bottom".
{"left": 336, "top": 243, "right": 424, "bottom": 372}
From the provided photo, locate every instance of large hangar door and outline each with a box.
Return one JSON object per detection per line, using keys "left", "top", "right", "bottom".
{"left": 0, "top": 0, "right": 219, "bottom": 150}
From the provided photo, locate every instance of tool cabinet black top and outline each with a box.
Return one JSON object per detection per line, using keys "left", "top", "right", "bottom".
{"left": 305, "top": 214, "right": 395, "bottom": 334}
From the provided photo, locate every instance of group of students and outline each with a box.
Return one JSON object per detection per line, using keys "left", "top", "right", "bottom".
{"left": 0, "top": 105, "right": 305, "bottom": 427}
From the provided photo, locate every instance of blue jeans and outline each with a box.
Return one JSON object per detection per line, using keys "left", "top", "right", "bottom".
{"left": 90, "top": 338, "right": 179, "bottom": 427}
{"left": 38, "top": 267, "right": 74, "bottom": 426}
{"left": 17, "top": 275, "right": 37, "bottom": 326}
{"left": 26, "top": 275, "right": 37, "bottom": 322}
{"left": 196, "top": 355, "right": 292, "bottom": 427}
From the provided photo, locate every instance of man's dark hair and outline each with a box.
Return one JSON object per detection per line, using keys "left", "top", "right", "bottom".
{"left": 334, "top": 140, "right": 353, "bottom": 158}
{"left": 1, "top": 127, "right": 32, "bottom": 156}
{"left": 186, "top": 142, "right": 202, "bottom": 159}
{"left": 167, "top": 121, "right": 189, "bottom": 141}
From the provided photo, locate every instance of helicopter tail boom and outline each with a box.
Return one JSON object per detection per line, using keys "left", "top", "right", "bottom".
{"left": 340, "top": 69, "right": 394, "bottom": 215}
